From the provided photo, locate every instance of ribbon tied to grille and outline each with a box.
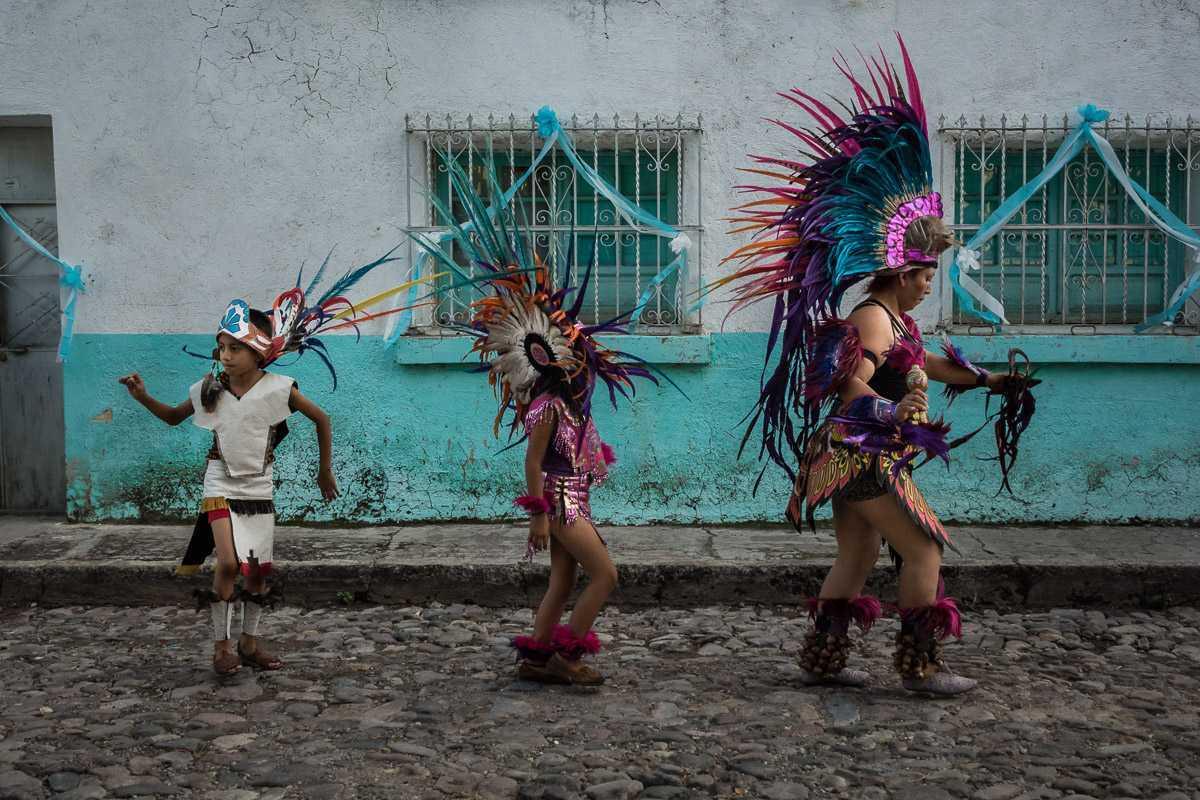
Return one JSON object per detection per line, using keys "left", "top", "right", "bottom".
{"left": 384, "top": 106, "right": 691, "bottom": 345}
{"left": 947, "top": 103, "right": 1200, "bottom": 330}
{"left": 0, "top": 205, "right": 86, "bottom": 362}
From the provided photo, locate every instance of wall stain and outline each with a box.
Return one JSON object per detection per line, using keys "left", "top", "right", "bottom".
{"left": 64, "top": 335, "right": 1200, "bottom": 525}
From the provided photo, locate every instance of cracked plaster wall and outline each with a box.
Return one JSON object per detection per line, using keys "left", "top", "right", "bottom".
{"left": 2, "top": 0, "right": 1199, "bottom": 333}
{"left": 0, "top": 0, "right": 1197, "bottom": 522}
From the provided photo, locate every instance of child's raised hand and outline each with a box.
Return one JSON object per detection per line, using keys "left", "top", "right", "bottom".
{"left": 118, "top": 373, "right": 148, "bottom": 400}
{"left": 317, "top": 467, "right": 339, "bottom": 501}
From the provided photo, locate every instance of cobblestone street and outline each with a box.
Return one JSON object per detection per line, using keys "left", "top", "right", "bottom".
{"left": 2, "top": 603, "right": 1198, "bottom": 800}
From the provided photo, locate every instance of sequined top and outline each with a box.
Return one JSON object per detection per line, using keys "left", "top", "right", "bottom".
{"left": 524, "top": 393, "right": 611, "bottom": 485}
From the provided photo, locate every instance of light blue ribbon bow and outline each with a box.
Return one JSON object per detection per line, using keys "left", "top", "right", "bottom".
{"left": 0, "top": 205, "right": 87, "bottom": 361}
{"left": 386, "top": 105, "right": 691, "bottom": 344}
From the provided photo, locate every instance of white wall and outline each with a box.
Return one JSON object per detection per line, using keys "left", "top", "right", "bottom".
{"left": 2, "top": 0, "right": 1198, "bottom": 334}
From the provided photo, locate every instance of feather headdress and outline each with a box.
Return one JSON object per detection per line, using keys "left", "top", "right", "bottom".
{"left": 412, "top": 157, "right": 674, "bottom": 437}
{"left": 201, "top": 247, "right": 436, "bottom": 388}
{"left": 713, "top": 34, "right": 943, "bottom": 478}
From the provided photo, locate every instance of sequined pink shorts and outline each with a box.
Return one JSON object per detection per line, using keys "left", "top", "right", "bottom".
{"left": 543, "top": 473, "right": 593, "bottom": 526}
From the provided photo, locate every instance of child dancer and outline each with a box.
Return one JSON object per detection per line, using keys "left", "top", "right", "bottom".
{"left": 120, "top": 252, "right": 427, "bottom": 675}
{"left": 416, "top": 160, "right": 669, "bottom": 686}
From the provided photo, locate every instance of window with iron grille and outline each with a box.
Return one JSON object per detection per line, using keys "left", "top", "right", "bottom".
{"left": 938, "top": 115, "right": 1200, "bottom": 329}
{"left": 403, "top": 114, "right": 703, "bottom": 332}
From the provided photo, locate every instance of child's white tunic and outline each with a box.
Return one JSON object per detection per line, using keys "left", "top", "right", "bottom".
{"left": 189, "top": 372, "right": 295, "bottom": 574}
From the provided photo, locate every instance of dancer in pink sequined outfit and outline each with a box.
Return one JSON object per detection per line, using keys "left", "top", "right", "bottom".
{"left": 513, "top": 376, "right": 620, "bottom": 686}
{"left": 524, "top": 390, "right": 614, "bottom": 529}
{"left": 417, "top": 157, "right": 671, "bottom": 686}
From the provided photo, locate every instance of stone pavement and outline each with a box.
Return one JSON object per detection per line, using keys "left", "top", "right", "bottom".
{"left": 1, "top": 602, "right": 1198, "bottom": 799}
{"left": 1, "top": 518, "right": 1198, "bottom": 609}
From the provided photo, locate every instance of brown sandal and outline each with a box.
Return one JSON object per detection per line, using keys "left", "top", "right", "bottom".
{"left": 213, "top": 649, "right": 241, "bottom": 676}
{"left": 544, "top": 653, "right": 605, "bottom": 686}
{"left": 517, "top": 658, "right": 569, "bottom": 684}
{"left": 238, "top": 644, "right": 284, "bottom": 670}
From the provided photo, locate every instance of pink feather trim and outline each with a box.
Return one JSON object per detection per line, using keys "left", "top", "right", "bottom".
{"left": 511, "top": 634, "right": 555, "bottom": 660}
{"left": 885, "top": 312, "right": 926, "bottom": 374}
{"left": 600, "top": 442, "right": 617, "bottom": 465}
{"left": 886, "top": 336, "right": 925, "bottom": 374}
{"left": 806, "top": 596, "right": 882, "bottom": 633}
{"left": 849, "top": 595, "right": 883, "bottom": 633}
{"left": 513, "top": 495, "right": 551, "bottom": 515}
{"left": 551, "top": 624, "right": 601, "bottom": 660}
{"left": 900, "top": 597, "right": 963, "bottom": 640}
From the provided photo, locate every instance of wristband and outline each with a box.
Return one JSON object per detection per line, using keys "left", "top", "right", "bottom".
{"left": 843, "top": 395, "right": 898, "bottom": 426}
{"left": 514, "top": 495, "right": 551, "bottom": 515}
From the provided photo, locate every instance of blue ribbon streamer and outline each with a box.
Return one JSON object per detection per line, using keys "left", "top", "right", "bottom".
{"left": 949, "top": 118, "right": 1092, "bottom": 325}
{"left": 1084, "top": 125, "right": 1200, "bottom": 330}
{"left": 384, "top": 130, "right": 558, "bottom": 344}
{"left": 539, "top": 107, "right": 688, "bottom": 323}
{"left": 0, "top": 205, "right": 86, "bottom": 362}
{"left": 385, "top": 105, "right": 689, "bottom": 343}
{"left": 949, "top": 104, "right": 1200, "bottom": 330}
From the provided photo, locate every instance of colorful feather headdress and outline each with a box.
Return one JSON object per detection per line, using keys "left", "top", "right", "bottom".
{"left": 468, "top": 259, "right": 666, "bottom": 437}
{"left": 713, "top": 33, "right": 943, "bottom": 478}
{"left": 412, "top": 157, "right": 671, "bottom": 438}
{"left": 197, "top": 247, "right": 436, "bottom": 388}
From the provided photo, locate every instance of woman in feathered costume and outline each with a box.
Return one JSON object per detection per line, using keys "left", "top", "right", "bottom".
{"left": 715, "top": 35, "right": 1036, "bottom": 695}
{"left": 416, "top": 160, "right": 666, "bottom": 686}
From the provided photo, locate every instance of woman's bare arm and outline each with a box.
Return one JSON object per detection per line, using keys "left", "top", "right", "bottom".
{"left": 925, "top": 352, "right": 980, "bottom": 386}
{"left": 836, "top": 305, "right": 891, "bottom": 405}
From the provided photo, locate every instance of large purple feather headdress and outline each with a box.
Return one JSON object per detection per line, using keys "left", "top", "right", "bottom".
{"left": 711, "top": 33, "right": 943, "bottom": 479}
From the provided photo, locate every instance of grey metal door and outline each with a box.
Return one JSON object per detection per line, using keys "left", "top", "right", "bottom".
{"left": 0, "top": 125, "right": 65, "bottom": 512}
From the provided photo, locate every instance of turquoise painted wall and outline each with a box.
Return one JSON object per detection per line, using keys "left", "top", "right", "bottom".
{"left": 65, "top": 332, "right": 1200, "bottom": 524}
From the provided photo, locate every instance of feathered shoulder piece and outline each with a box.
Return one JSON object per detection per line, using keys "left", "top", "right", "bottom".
{"left": 804, "top": 319, "right": 863, "bottom": 404}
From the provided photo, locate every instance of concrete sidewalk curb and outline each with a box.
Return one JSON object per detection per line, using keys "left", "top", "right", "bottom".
{"left": 1, "top": 519, "right": 1197, "bottom": 608}
{"left": 2, "top": 561, "right": 1198, "bottom": 610}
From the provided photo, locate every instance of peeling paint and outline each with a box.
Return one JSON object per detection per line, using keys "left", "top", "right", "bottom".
{"left": 5, "top": 1, "right": 1199, "bottom": 525}
{"left": 63, "top": 333, "right": 1200, "bottom": 525}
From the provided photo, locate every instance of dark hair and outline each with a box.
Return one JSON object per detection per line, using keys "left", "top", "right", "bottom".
{"left": 200, "top": 307, "right": 272, "bottom": 411}
{"left": 865, "top": 272, "right": 900, "bottom": 295}
{"left": 905, "top": 215, "right": 955, "bottom": 259}
{"left": 247, "top": 308, "right": 273, "bottom": 337}
{"left": 531, "top": 369, "right": 586, "bottom": 418}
